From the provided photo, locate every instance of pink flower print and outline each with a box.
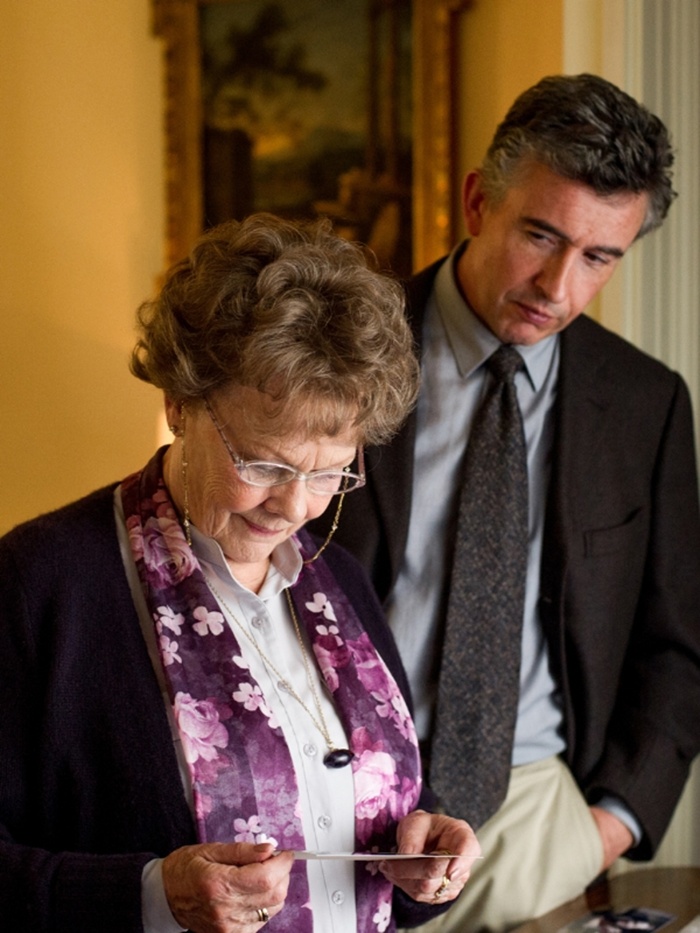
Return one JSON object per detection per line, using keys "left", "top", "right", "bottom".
{"left": 372, "top": 681, "right": 418, "bottom": 744}
{"left": 159, "top": 634, "right": 182, "bottom": 666}
{"left": 126, "top": 514, "right": 144, "bottom": 562}
{"left": 315, "top": 622, "right": 342, "bottom": 646}
{"left": 196, "top": 754, "right": 231, "bottom": 787}
{"left": 351, "top": 726, "right": 373, "bottom": 756}
{"left": 233, "top": 682, "right": 265, "bottom": 712}
{"left": 313, "top": 643, "right": 341, "bottom": 692}
{"left": 351, "top": 730, "right": 403, "bottom": 842}
{"left": 233, "top": 815, "right": 279, "bottom": 847}
{"left": 258, "top": 701, "right": 280, "bottom": 730}
{"left": 192, "top": 606, "right": 225, "bottom": 637}
{"left": 152, "top": 487, "right": 177, "bottom": 519}
{"left": 353, "top": 748, "right": 398, "bottom": 823}
{"left": 311, "top": 624, "right": 351, "bottom": 690}
{"left": 156, "top": 605, "right": 184, "bottom": 636}
{"left": 194, "top": 791, "right": 214, "bottom": 821}
{"left": 388, "top": 691, "right": 418, "bottom": 744}
{"left": 232, "top": 654, "right": 249, "bottom": 670}
{"left": 173, "top": 692, "right": 229, "bottom": 764}
{"left": 141, "top": 515, "right": 197, "bottom": 587}
{"left": 372, "top": 686, "right": 394, "bottom": 722}
{"left": 233, "top": 814, "right": 262, "bottom": 842}
{"left": 304, "top": 592, "right": 337, "bottom": 621}
{"left": 388, "top": 775, "right": 421, "bottom": 822}
{"left": 348, "top": 634, "right": 386, "bottom": 686}
{"left": 373, "top": 897, "right": 392, "bottom": 932}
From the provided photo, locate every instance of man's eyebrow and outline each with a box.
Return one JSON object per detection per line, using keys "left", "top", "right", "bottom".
{"left": 522, "top": 216, "right": 626, "bottom": 259}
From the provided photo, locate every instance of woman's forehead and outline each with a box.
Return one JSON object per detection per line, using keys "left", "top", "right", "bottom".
{"left": 211, "top": 384, "right": 361, "bottom": 446}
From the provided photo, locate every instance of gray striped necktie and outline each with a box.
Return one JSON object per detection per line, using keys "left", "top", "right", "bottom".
{"left": 430, "top": 344, "right": 528, "bottom": 827}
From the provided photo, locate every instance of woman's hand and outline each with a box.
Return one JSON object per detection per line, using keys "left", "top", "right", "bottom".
{"left": 378, "top": 809, "right": 481, "bottom": 905}
{"left": 162, "top": 842, "right": 294, "bottom": 933}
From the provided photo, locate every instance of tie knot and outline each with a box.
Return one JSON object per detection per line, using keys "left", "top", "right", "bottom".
{"left": 487, "top": 345, "right": 523, "bottom": 384}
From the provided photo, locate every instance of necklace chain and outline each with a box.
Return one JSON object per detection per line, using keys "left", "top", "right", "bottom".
{"left": 206, "top": 578, "right": 339, "bottom": 753}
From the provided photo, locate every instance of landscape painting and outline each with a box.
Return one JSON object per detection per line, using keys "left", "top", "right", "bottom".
{"left": 198, "top": 0, "right": 413, "bottom": 275}
{"left": 153, "top": 0, "right": 469, "bottom": 273}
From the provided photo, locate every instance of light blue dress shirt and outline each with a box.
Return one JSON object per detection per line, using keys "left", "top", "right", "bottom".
{"left": 386, "top": 246, "right": 641, "bottom": 842}
{"left": 387, "top": 247, "right": 564, "bottom": 765}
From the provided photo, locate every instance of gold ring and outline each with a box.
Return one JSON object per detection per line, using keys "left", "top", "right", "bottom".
{"left": 256, "top": 906, "right": 270, "bottom": 922}
{"left": 433, "top": 874, "right": 450, "bottom": 901}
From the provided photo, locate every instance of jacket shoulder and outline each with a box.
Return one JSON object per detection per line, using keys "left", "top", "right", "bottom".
{"left": 0, "top": 484, "right": 120, "bottom": 582}
{"left": 566, "top": 314, "right": 681, "bottom": 383}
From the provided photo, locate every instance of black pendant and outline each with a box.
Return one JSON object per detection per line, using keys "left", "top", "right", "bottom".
{"left": 323, "top": 748, "right": 354, "bottom": 768}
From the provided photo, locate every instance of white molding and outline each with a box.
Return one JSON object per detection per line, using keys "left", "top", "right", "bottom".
{"left": 623, "top": 0, "right": 700, "bottom": 425}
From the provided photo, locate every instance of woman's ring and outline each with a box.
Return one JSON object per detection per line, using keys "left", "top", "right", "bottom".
{"left": 433, "top": 875, "right": 450, "bottom": 901}
{"left": 256, "top": 906, "right": 270, "bottom": 922}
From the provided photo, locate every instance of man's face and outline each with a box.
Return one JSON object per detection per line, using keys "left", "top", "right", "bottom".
{"left": 457, "top": 161, "right": 650, "bottom": 345}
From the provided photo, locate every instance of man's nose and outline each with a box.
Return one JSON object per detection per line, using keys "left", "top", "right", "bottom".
{"left": 534, "top": 250, "right": 576, "bottom": 304}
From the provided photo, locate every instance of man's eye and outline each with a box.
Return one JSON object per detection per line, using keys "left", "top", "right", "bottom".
{"left": 586, "top": 252, "right": 611, "bottom": 266}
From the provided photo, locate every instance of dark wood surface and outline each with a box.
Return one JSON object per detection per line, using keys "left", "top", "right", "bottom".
{"left": 513, "top": 868, "right": 700, "bottom": 933}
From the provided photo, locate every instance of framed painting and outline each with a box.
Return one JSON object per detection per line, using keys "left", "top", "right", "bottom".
{"left": 152, "top": 0, "right": 471, "bottom": 275}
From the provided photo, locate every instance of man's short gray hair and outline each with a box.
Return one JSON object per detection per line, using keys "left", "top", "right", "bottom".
{"left": 480, "top": 73, "right": 676, "bottom": 238}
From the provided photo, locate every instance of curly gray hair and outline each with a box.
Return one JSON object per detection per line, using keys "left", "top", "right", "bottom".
{"left": 130, "top": 213, "right": 420, "bottom": 445}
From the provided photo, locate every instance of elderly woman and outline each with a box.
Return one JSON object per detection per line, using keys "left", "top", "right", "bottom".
{"left": 0, "top": 214, "right": 479, "bottom": 933}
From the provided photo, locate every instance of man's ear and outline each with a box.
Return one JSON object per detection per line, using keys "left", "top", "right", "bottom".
{"left": 462, "top": 170, "right": 488, "bottom": 236}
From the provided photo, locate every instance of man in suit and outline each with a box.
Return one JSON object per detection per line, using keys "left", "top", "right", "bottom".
{"left": 310, "top": 73, "right": 700, "bottom": 931}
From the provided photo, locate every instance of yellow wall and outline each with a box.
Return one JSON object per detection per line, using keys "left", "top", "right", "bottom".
{"left": 0, "top": 0, "right": 565, "bottom": 535}
{"left": 0, "top": 1, "right": 165, "bottom": 534}
{"left": 455, "top": 0, "right": 564, "bottom": 231}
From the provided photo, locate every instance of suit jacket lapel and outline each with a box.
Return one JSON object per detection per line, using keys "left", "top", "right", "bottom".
{"left": 549, "top": 314, "right": 616, "bottom": 549}
{"left": 367, "top": 259, "right": 446, "bottom": 592}
{"left": 540, "top": 315, "right": 617, "bottom": 691}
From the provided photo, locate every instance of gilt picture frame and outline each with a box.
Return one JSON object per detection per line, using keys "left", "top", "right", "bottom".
{"left": 152, "top": 0, "right": 471, "bottom": 274}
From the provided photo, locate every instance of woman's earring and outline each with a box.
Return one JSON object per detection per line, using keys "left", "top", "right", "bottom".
{"left": 180, "top": 407, "right": 192, "bottom": 546}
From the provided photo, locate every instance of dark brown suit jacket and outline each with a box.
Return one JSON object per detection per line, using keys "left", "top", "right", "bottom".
{"left": 310, "top": 256, "right": 700, "bottom": 859}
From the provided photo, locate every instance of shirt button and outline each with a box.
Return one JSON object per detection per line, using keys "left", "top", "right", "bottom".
{"left": 332, "top": 890, "right": 345, "bottom": 905}
{"left": 303, "top": 743, "right": 318, "bottom": 757}
{"left": 317, "top": 814, "right": 332, "bottom": 829}
{"left": 251, "top": 616, "right": 264, "bottom": 629}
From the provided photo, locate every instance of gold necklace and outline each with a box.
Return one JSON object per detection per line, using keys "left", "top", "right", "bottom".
{"left": 206, "top": 578, "right": 354, "bottom": 769}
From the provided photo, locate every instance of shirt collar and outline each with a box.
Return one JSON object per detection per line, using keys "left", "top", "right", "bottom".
{"left": 433, "top": 241, "right": 558, "bottom": 391}
{"left": 190, "top": 526, "right": 303, "bottom": 600}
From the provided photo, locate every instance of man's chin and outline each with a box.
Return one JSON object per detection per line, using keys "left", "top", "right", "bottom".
{"left": 498, "top": 323, "right": 555, "bottom": 346}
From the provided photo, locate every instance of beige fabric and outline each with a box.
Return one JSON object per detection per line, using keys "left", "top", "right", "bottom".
{"left": 404, "top": 756, "right": 603, "bottom": 933}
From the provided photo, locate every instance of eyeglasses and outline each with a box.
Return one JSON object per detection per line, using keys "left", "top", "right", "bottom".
{"left": 203, "top": 399, "right": 366, "bottom": 496}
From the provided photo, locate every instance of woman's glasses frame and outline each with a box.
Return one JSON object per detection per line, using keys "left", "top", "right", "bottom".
{"left": 203, "top": 398, "right": 366, "bottom": 497}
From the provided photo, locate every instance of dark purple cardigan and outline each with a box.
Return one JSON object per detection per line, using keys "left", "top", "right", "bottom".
{"left": 0, "top": 483, "right": 446, "bottom": 932}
